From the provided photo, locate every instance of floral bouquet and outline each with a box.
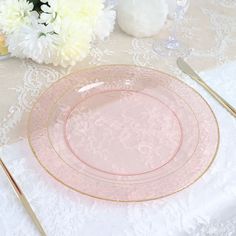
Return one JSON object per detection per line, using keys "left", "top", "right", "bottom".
{"left": 0, "top": 0, "right": 116, "bottom": 66}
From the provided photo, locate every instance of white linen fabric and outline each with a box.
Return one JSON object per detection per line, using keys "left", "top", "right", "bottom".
{"left": 0, "top": 61, "right": 236, "bottom": 236}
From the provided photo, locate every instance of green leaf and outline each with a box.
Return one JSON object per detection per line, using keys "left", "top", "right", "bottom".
{"left": 28, "top": 0, "right": 43, "bottom": 12}
{"left": 28, "top": 0, "right": 41, "bottom": 5}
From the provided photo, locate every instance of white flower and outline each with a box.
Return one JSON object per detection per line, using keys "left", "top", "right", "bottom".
{"left": 94, "top": 6, "right": 116, "bottom": 40}
{"left": 75, "top": 0, "right": 105, "bottom": 26}
{"left": 7, "top": 20, "right": 58, "bottom": 64}
{"left": 52, "top": 20, "right": 93, "bottom": 67}
{"left": 40, "top": 0, "right": 105, "bottom": 30}
{"left": 2, "top": 0, "right": 116, "bottom": 67}
{"left": 0, "top": 0, "right": 35, "bottom": 34}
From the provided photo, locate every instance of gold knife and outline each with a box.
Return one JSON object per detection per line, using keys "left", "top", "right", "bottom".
{"left": 177, "top": 57, "right": 236, "bottom": 118}
{"left": 0, "top": 158, "right": 46, "bottom": 236}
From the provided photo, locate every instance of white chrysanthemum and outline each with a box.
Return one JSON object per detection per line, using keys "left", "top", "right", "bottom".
{"left": 7, "top": 20, "right": 58, "bottom": 64}
{"left": 94, "top": 6, "right": 116, "bottom": 40}
{"left": 75, "top": 0, "right": 105, "bottom": 26}
{"left": 40, "top": 0, "right": 105, "bottom": 30}
{"left": 52, "top": 20, "right": 93, "bottom": 67}
{"left": 0, "top": 0, "right": 35, "bottom": 34}
{"left": 2, "top": 0, "right": 116, "bottom": 66}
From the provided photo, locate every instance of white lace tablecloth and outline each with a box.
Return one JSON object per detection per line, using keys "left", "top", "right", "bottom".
{"left": 1, "top": 61, "right": 236, "bottom": 236}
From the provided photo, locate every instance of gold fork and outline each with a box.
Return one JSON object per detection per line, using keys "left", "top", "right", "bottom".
{"left": 0, "top": 158, "right": 46, "bottom": 236}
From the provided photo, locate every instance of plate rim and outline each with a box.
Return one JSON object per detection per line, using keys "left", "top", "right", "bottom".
{"left": 27, "top": 64, "right": 220, "bottom": 202}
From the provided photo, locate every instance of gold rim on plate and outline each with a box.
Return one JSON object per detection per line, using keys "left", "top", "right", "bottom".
{"left": 27, "top": 64, "right": 220, "bottom": 203}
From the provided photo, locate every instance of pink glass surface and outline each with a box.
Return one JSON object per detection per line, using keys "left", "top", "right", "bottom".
{"left": 28, "top": 65, "right": 219, "bottom": 202}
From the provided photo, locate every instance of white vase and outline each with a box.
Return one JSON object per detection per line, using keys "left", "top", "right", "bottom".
{"left": 117, "top": 0, "right": 168, "bottom": 38}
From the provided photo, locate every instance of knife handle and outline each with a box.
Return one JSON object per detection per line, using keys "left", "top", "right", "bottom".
{"left": 177, "top": 57, "right": 236, "bottom": 118}
{"left": 195, "top": 77, "right": 236, "bottom": 117}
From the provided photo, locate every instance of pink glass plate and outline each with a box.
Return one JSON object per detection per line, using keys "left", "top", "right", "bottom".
{"left": 28, "top": 65, "right": 219, "bottom": 202}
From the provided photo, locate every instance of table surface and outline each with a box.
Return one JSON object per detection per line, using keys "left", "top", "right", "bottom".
{"left": 0, "top": 0, "right": 236, "bottom": 235}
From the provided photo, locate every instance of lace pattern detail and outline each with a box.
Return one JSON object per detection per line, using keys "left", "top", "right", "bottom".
{"left": 0, "top": 60, "right": 70, "bottom": 145}
{"left": 213, "top": 0, "right": 236, "bottom": 8}
{"left": 187, "top": 216, "right": 236, "bottom": 236}
{"left": 127, "top": 2, "right": 236, "bottom": 69}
